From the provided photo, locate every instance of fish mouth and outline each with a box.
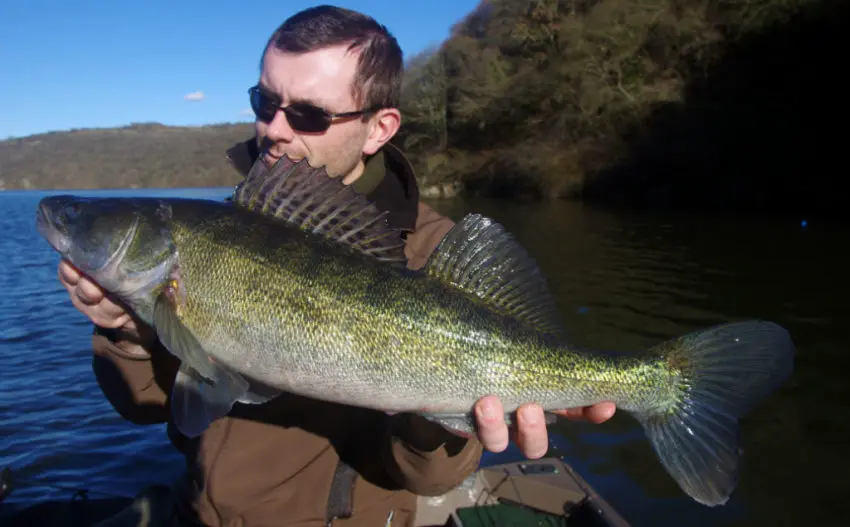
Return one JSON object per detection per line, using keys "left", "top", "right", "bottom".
{"left": 36, "top": 200, "right": 71, "bottom": 255}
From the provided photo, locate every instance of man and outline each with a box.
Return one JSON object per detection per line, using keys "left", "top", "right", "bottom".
{"left": 59, "top": 5, "right": 615, "bottom": 526}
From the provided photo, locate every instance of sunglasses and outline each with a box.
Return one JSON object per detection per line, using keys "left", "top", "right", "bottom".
{"left": 248, "top": 85, "right": 382, "bottom": 133}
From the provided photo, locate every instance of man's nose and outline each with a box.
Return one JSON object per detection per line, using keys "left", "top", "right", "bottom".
{"left": 265, "top": 109, "right": 295, "bottom": 143}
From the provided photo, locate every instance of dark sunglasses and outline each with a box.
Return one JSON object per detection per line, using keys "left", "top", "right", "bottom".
{"left": 248, "top": 85, "right": 382, "bottom": 133}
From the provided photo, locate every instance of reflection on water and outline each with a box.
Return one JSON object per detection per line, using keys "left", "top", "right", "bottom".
{"left": 1, "top": 190, "right": 846, "bottom": 526}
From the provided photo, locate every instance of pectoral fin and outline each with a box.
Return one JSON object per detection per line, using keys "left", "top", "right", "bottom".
{"left": 237, "top": 385, "right": 282, "bottom": 405}
{"left": 154, "top": 292, "right": 275, "bottom": 436}
{"left": 172, "top": 365, "right": 242, "bottom": 438}
{"left": 153, "top": 293, "right": 221, "bottom": 379}
{"left": 170, "top": 366, "right": 281, "bottom": 438}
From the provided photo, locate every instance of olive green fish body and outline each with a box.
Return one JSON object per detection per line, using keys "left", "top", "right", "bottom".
{"left": 165, "top": 201, "right": 672, "bottom": 415}
{"left": 36, "top": 155, "right": 795, "bottom": 508}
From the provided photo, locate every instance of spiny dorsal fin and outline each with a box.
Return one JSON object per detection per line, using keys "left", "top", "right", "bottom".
{"left": 424, "top": 213, "right": 566, "bottom": 337}
{"left": 232, "top": 154, "right": 407, "bottom": 264}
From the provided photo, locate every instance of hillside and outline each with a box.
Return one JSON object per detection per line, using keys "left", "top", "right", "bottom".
{"left": 396, "top": 0, "right": 848, "bottom": 217}
{"left": 2, "top": 0, "right": 847, "bottom": 218}
{"left": 0, "top": 122, "right": 254, "bottom": 190}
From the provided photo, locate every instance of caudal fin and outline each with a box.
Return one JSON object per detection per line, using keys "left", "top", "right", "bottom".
{"left": 636, "top": 320, "right": 794, "bottom": 506}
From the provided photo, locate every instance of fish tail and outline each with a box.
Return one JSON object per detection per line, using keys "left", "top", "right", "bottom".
{"left": 636, "top": 320, "right": 794, "bottom": 506}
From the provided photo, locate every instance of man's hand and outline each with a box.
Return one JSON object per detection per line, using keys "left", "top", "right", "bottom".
{"left": 58, "top": 260, "right": 139, "bottom": 335}
{"left": 472, "top": 396, "right": 616, "bottom": 458}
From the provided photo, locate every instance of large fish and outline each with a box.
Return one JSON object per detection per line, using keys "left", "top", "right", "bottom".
{"left": 35, "top": 155, "right": 794, "bottom": 507}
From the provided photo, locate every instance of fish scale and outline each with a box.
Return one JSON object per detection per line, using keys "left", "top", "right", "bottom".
{"left": 35, "top": 154, "right": 795, "bottom": 508}
{"left": 168, "top": 203, "right": 662, "bottom": 412}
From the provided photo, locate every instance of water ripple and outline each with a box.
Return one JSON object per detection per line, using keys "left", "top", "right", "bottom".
{"left": 1, "top": 191, "right": 189, "bottom": 508}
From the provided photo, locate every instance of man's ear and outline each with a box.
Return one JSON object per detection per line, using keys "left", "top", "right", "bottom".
{"left": 363, "top": 108, "right": 401, "bottom": 156}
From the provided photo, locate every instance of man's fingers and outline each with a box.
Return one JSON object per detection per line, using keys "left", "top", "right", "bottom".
{"left": 474, "top": 395, "right": 509, "bottom": 453}
{"left": 58, "top": 264, "right": 131, "bottom": 328}
{"left": 58, "top": 261, "right": 80, "bottom": 288}
{"left": 97, "top": 312, "right": 132, "bottom": 329}
{"left": 475, "top": 398, "right": 616, "bottom": 457}
{"left": 553, "top": 407, "right": 582, "bottom": 420}
{"left": 98, "top": 306, "right": 132, "bottom": 328}
{"left": 584, "top": 402, "right": 616, "bottom": 424}
{"left": 59, "top": 260, "right": 104, "bottom": 305}
{"left": 82, "top": 305, "right": 131, "bottom": 329}
{"left": 554, "top": 402, "right": 617, "bottom": 423}
{"left": 79, "top": 295, "right": 130, "bottom": 328}
{"left": 515, "top": 404, "right": 548, "bottom": 459}
{"left": 75, "top": 277, "right": 105, "bottom": 305}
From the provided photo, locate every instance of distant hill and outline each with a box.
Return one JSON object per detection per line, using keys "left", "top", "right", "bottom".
{"left": 0, "top": 122, "right": 255, "bottom": 190}
{"left": 3, "top": 0, "right": 846, "bottom": 219}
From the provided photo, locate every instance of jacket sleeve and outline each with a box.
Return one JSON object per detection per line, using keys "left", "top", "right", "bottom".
{"left": 91, "top": 327, "right": 180, "bottom": 425}
{"left": 377, "top": 202, "right": 484, "bottom": 496}
{"left": 380, "top": 413, "right": 484, "bottom": 496}
{"left": 403, "top": 202, "right": 455, "bottom": 271}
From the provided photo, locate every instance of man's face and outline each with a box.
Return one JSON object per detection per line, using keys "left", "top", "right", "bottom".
{"left": 256, "top": 44, "right": 381, "bottom": 180}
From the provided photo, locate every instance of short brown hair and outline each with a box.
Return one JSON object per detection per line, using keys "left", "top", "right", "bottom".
{"left": 265, "top": 5, "right": 403, "bottom": 109}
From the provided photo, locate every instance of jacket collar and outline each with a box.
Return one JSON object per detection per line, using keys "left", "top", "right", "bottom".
{"left": 225, "top": 138, "right": 419, "bottom": 232}
{"left": 224, "top": 137, "right": 260, "bottom": 179}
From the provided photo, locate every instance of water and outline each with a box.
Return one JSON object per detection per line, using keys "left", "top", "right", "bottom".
{"left": 1, "top": 189, "right": 846, "bottom": 526}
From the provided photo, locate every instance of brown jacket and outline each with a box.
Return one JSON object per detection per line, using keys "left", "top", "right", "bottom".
{"left": 90, "top": 140, "right": 483, "bottom": 527}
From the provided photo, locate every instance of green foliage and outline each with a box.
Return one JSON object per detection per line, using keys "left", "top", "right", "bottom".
{"left": 2, "top": 0, "right": 839, "bottom": 217}
{"left": 395, "top": 0, "right": 828, "bottom": 204}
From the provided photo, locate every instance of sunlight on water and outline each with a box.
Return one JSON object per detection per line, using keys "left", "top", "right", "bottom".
{"left": 1, "top": 189, "right": 846, "bottom": 526}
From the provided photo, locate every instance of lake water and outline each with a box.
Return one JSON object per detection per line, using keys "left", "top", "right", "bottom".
{"left": 0, "top": 188, "right": 845, "bottom": 526}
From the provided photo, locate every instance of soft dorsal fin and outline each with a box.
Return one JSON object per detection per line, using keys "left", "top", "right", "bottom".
{"left": 424, "top": 213, "right": 566, "bottom": 338}
{"left": 232, "top": 154, "right": 407, "bottom": 264}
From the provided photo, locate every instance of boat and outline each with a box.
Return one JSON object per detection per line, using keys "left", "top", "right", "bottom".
{"left": 414, "top": 457, "right": 631, "bottom": 527}
{"left": 1, "top": 457, "right": 631, "bottom": 526}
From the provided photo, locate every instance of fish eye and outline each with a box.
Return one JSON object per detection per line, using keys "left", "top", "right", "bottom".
{"left": 65, "top": 202, "right": 84, "bottom": 221}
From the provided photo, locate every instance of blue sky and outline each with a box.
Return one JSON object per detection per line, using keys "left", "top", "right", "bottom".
{"left": 0, "top": 1, "right": 480, "bottom": 140}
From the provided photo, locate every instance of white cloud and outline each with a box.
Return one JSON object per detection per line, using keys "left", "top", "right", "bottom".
{"left": 239, "top": 108, "right": 254, "bottom": 116}
{"left": 183, "top": 91, "right": 205, "bottom": 102}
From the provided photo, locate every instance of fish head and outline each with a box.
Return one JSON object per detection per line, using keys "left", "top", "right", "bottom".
{"left": 36, "top": 195, "right": 177, "bottom": 322}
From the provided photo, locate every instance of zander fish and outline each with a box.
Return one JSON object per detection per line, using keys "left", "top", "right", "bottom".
{"left": 35, "top": 154, "right": 794, "bottom": 507}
